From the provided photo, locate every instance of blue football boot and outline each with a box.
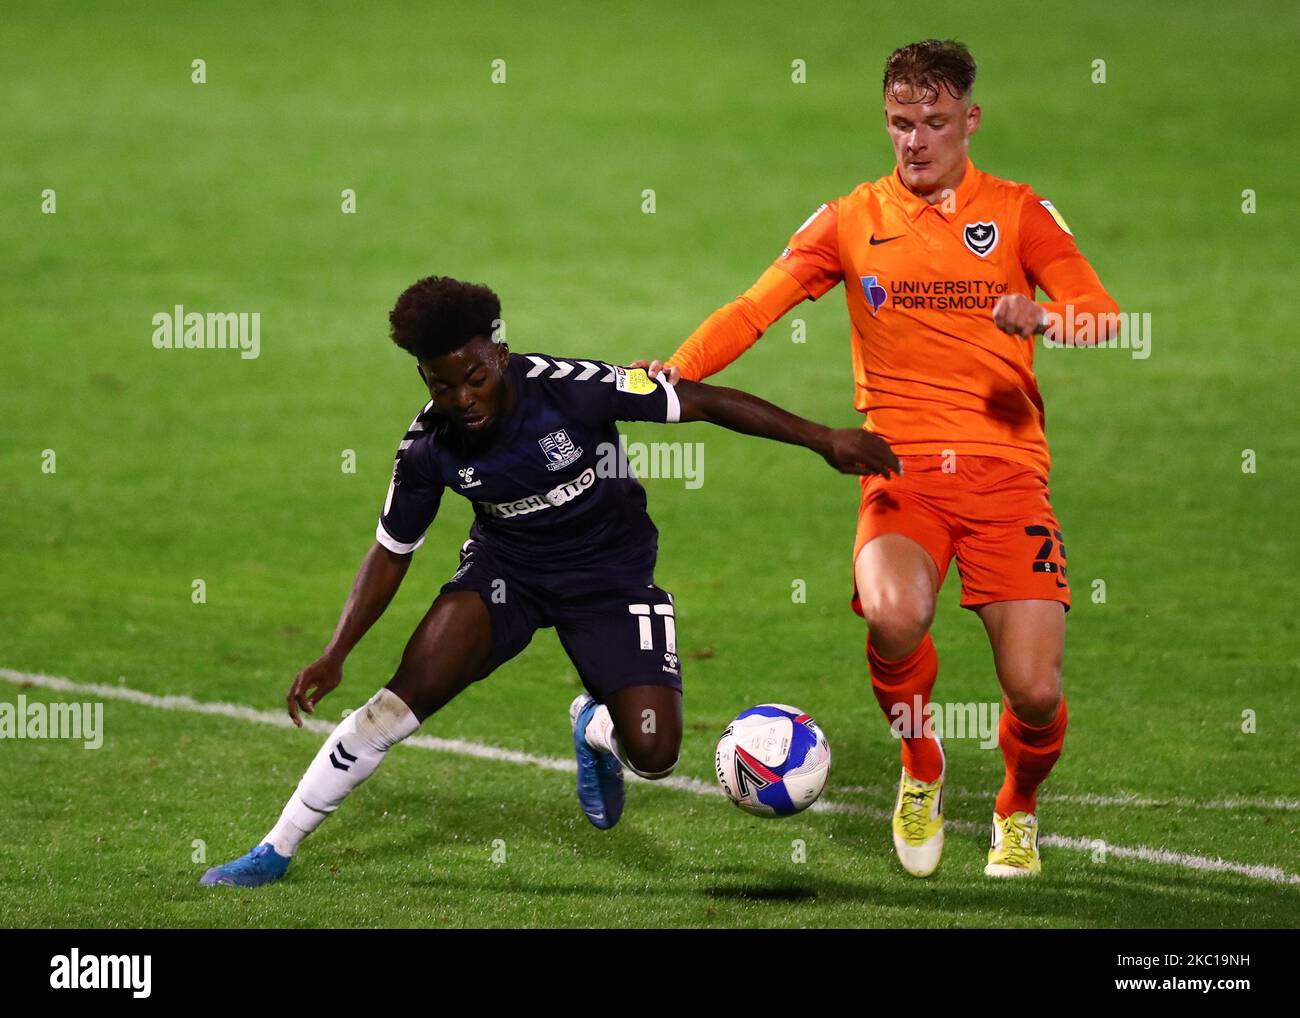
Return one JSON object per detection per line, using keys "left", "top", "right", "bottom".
{"left": 199, "top": 843, "right": 291, "bottom": 887}
{"left": 570, "top": 694, "right": 625, "bottom": 830}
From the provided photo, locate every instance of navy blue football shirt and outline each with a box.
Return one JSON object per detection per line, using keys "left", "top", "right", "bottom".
{"left": 376, "top": 352, "right": 682, "bottom": 591}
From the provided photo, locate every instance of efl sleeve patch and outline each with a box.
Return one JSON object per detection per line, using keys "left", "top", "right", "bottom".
{"left": 603, "top": 364, "right": 676, "bottom": 424}
{"left": 614, "top": 366, "right": 658, "bottom": 395}
{"left": 1040, "top": 200, "right": 1073, "bottom": 236}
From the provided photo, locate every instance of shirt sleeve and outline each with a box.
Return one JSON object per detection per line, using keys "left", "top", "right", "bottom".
{"left": 772, "top": 199, "right": 844, "bottom": 299}
{"left": 663, "top": 202, "right": 840, "bottom": 382}
{"left": 375, "top": 410, "right": 445, "bottom": 554}
{"left": 666, "top": 265, "right": 810, "bottom": 382}
{"left": 1019, "top": 194, "right": 1088, "bottom": 285}
{"left": 524, "top": 356, "right": 681, "bottom": 426}
{"left": 1019, "top": 193, "right": 1121, "bottom": 343}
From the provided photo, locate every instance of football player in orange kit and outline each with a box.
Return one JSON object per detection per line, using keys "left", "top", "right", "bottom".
{"left": 638, "top": 40, "right": 1119, "bottom": 878}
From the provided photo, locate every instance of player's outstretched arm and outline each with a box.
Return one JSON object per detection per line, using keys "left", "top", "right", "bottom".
{"left": 286, "top": 542, "right": 412, "bottom": 727}
{"left": 636, "top": 201, "right": 843, "bottom": 382}
{"left": 674, "top": 378, "right": 900, "bottom": 478}
{"left": 633, "top": 266, "right": 811, "bottom": 384}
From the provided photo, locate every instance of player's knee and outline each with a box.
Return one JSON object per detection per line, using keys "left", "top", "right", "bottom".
{"left": 1003, "top": 678, "right": 1063, "bottom": 727}
{"left": 861, "top": 588, "right": 934, "bottom": 654}
{"left": 622, "top": 740, "right": 679, "bottom": 780}
{"left": 627, "top": 756, "right": 677, "bottom": 780}
{"left": 385, "top": 669, "right": 434, "bottom": 720}
{"left": 386, "top": 660, "right": 477, "bottom": 722}
{"left": 354, "top": 688, "right": 420, "bottom": 750}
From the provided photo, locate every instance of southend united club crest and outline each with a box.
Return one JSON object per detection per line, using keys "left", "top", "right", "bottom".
{"left": 539, "top": 428, "right": 583, "bottom": 471}
{"left": 963, "top": 220, "right": 999, "bottom": 258}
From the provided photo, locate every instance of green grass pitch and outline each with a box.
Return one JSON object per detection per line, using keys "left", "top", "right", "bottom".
{"left": 0, "top": 0, "right": 1296, "bottom": 927}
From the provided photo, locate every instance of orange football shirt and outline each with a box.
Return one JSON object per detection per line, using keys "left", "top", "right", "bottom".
{"left": 668, "top": 158, "right": 1119, "bottom": 479}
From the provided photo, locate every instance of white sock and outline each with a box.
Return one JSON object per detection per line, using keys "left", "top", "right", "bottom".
{"left": 263, "top": 688, "right": 419, "bottom": 857}
{"left": 582, "top": 703, "right": 627, "bottom": 764}
{"left": 583, "top": 702, "right": 679, "bottom": 779}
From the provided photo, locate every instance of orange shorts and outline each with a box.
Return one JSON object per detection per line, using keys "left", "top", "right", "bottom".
{"left": 851, "top": 454, "right": 1070, "bottom": 615}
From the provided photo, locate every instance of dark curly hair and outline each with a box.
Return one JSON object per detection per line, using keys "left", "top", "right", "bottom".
{"left": 883, "top": 39, "right": 976, "bottom": 104}
{"left": 389, "top": 276, "right": 501, "bottom": 360}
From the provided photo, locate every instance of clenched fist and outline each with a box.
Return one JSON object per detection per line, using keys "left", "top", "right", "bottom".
{"left": 817, "top": 428, "right": 902, "bottom": 478}
{"left": 992, "top": 294, "right": 1047, "bottom": 338}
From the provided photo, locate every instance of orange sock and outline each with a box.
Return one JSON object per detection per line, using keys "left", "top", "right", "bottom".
{"left": 868, "top": 632, "right": 944, "bottom": 783}
{"left": 995, "top": 696, "right": 1068, "bottom": 817}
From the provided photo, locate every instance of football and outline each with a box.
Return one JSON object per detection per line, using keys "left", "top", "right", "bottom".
{"left": 715, "top": 704, "right": 831, "bottom": 816}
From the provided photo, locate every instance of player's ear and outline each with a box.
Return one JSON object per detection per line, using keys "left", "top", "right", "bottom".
{"left": 967, "top": 102, "right": 981, "bottom": 135}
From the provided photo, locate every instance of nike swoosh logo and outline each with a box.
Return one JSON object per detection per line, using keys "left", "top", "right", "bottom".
{"left": 869, "top": 234, "right": 903, "bottom": 245}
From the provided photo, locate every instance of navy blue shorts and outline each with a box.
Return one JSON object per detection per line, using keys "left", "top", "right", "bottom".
{"left": 440, "top": 539, "right": 683, "bottom": 702}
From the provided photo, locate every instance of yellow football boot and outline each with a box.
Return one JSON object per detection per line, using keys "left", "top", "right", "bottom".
{"left": 985, "top": 810, "right": 1042, "bottom": 877}
{"left": 891, "top": 763, "right": 945, "bottom": 877}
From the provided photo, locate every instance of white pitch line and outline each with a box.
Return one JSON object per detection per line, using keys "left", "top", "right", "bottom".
{"left": 2, "top": 667, "right": 1297, "bottom": 887}
{"left": 836, "top": 785, "right": 1300, "bottom": 813}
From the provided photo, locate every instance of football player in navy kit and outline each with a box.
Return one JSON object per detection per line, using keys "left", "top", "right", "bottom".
{"left": 201, "top": 275, "right": 899, "bottom": 887}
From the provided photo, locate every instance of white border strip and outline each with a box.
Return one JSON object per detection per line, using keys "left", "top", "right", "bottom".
{"left": 375, "top": 520, "right": 424, "bottom": 555}
{"left": 658, "top": 375, "right": 681, "bottom": 423}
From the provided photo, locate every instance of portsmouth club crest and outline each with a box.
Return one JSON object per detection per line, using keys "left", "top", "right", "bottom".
{"left": 963, "top": 220, "right": 999, "bottom": 258}
{"left": 539, "top": 428, "right": 583, "bottom": 471}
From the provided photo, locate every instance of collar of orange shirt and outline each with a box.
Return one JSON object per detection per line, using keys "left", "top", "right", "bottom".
{"left": 885, "top": 156, "right": 982, "bottom": 223}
